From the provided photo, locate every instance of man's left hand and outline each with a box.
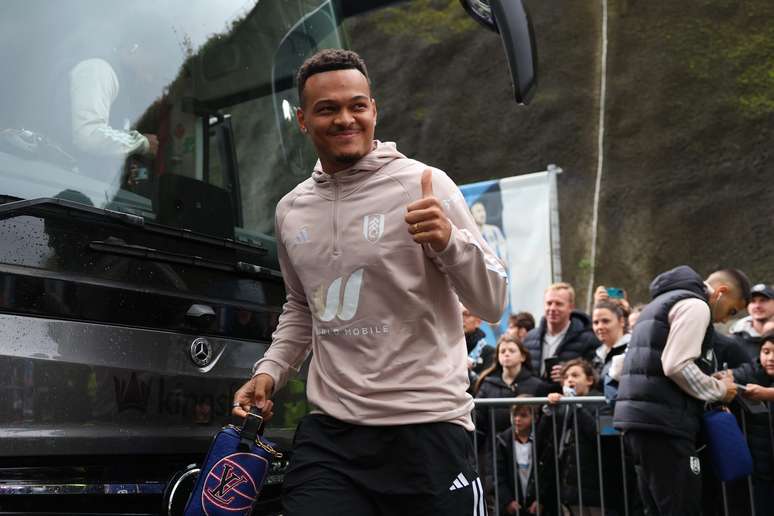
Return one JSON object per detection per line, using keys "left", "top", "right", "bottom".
{"left": 405, "top": 169, "right": 451, "bottom": 252}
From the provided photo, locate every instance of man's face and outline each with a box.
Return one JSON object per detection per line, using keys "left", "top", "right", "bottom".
{"left": 710, "top": 287, "right": 746, "bottom": 324}
{"left": 544, "top": 289, "right": 573, "bottom": 327}
{"left": 462, "top": 308, "right": 481, "bottom": 334}
{"left": 296, "top": 69, "right": 377, "bottom": 173}
{"left": 470, "top": 203, "right": 487, "bottom": 226}
{"left": 748, "top": 294, "right": 774, "bottom": 323}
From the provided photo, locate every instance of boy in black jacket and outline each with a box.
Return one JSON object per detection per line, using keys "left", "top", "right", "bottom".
{"left": 728, "top": 332, "right": 774, "bottom": 515}
{"left": 496, "top": 403, "right": 540, "bottom": 514}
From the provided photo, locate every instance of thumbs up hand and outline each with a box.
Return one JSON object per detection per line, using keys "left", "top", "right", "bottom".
{"left": 405, "top": 168, "right": 452, "bottom": 252}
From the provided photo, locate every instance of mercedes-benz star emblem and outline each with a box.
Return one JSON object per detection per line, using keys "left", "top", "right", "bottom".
{"left": 189, "top": 337, "right": 213, "bottom": 367}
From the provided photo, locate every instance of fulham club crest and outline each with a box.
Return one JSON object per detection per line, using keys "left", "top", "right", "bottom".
{"left": 363, "top": 214, "right": 385, "bottom": 243}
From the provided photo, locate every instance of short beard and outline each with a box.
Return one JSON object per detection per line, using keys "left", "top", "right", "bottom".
{"left": 334, "top": 152, "right": 364, "bottom": 165}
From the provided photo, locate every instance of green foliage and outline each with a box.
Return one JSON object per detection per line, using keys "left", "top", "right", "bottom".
{"left": 412, "top": 107, "right": 428, "bottom": 121}
{"left": 370, "top": 0, "right": 477, "bottom": 45}
{"left": 664, "top": 2, "right": 774, "bottom": 118}
{"left": 281, "top": 379, "right": 309, "bottom": 428}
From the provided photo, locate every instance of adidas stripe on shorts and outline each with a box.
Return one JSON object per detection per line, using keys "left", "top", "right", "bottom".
{"left": 282, "top": 414, "right": 487, "bottom": 516}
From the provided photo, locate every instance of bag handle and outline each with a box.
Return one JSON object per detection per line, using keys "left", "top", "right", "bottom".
{"left": 238, "top": 407, "right": 264, "bottom": 452}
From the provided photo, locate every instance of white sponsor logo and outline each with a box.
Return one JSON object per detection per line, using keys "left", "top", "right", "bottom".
{"left": 313, "top": 269, "right": 364, "bottom": 322}
{"left": 362, "top": 214, "right": 385, "bottom": 243}
{"left": 316, "top": 324, "right": 390, "bottom": 337}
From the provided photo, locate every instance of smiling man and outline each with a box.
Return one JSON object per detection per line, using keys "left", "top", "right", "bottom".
{"left": 232, "top": 49, "right": 507, "bottom": 515}
{"left": 522, "top": 282, "right": 599, "bottom": 382}
{"left": 731, "top": 283, "right": 774, "bottom": 359}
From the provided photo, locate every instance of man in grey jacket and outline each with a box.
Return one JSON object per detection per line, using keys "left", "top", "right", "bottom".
{"left": 232, "top": 49, "right": 507, "bottom": 515}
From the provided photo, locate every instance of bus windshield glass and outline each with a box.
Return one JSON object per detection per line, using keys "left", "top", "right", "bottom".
{"left": 0, "top": 0, "right": 343, "bottom": 253}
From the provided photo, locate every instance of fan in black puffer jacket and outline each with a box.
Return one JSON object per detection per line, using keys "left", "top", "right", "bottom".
{"left": 536, "top": 389, "right": 604, "bottom": 511}
{"left": 523, "top": 311, "right": 600, "bottom": 379}
{"left": 475, "top": 366, "right": 553, "bottom": 443}
{"left": 731, "top": 345, "right": 774, "bottom": 516}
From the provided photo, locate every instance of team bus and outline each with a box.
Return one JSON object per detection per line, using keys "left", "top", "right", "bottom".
{"left": 0, "top": 0, "right": 534, "bottom": 513}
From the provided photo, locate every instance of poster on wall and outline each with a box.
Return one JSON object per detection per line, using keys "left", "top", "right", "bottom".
{"left": 459, "top": 168, "right": 561, "bottom": 344}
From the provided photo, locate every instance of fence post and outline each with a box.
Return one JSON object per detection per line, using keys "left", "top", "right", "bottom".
{"left": 572, "top": 405, "right": 584, "bottom": 514}
{"left": 619, "top": 434, "right": 629, "bottom": 516}
{"left": 740, "top": 409, "right": 756, "bottom": 516}
{"left": 595, "top": 407, "right": 605, "bottom": 515}
{"left": 491, "top": 407, "right": 500, "bottom": 516}
{"left": 531, "top": 406, "right": 541, "bottom": 516}
{"left": 551, "top": 411, "right": 562, "bottom": 513}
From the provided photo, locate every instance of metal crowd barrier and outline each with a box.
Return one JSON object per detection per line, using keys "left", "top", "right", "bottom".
{"left": 472, "top": 397, "right": 772, "bottom": 516}
{"left": 473, "top": 397, "right": 609, "bottom": 516}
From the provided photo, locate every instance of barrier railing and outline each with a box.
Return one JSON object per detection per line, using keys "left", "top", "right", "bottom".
{"left": 473, "top": 397, "right": 609, "bottom": 516}
{"left": 473, "top": 396, "right": 774, "bottom": 516}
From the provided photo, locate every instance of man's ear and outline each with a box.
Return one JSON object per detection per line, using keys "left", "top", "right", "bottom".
{"left": 372, "top": 97, "right": 378, "bottom": 125}
{"left": 711, "top": 285, "right": 729, "bottom": 304}
{"left": 296, "top": 107, "right": 307, "bottom": 134}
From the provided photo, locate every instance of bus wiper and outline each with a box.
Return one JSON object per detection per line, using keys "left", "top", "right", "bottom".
{"left": 0, "top": 197, "right": 267, "bottom": 257}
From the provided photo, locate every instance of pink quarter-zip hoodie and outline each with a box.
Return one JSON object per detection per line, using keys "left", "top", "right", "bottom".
{"left": 253, "top": 141, "right": 507, "bottom": 430}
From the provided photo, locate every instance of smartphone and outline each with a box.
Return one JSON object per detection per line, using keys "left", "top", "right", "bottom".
{"left": 735, "top": 383, "right": 747, "bottom": 391}
{"left": 606, "top": 287, "right": 625, "bottom": 299}
{"left": 544, "top": 357, "right": 561, "bottom": 375}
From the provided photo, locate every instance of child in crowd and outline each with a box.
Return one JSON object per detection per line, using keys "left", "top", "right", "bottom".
{"left": 475, "top": 335, "right": 552, "bottom": 512}
{"left": 475, "top": 335, "right": 552, "bottom": 438}
{"left": 496, "top": 401, "right": 540, "bottom": 515}
{"left": 538, "top": 359, "right": 603, "bottom": 516}
{"left": 728, "top": 332, "right": 774, "bottom": 515}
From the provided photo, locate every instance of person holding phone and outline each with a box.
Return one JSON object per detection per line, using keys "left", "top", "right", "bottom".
{"left": 522, "top": 282, "right": 600, "bottom": 383}
{"left": 614, "top": 266, "right": 748, "bottom": 516}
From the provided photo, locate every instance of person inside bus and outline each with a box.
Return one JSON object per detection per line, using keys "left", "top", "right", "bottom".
{"left": 54, "top": 20, "right": 177, "bottom": 182}
{"left": 68, "top": 50, "right": 158, "bottom": 166}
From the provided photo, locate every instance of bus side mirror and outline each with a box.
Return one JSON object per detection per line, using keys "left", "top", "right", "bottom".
{"left": 460, "top": 0, "right": 538, "bottom": 105}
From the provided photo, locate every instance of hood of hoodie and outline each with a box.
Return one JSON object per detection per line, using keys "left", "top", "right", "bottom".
{"left": 649, "top": 265, "right": 707, "bottom": 300}
{"left": 310, "top": 140, "right": 406, "bottom": 199}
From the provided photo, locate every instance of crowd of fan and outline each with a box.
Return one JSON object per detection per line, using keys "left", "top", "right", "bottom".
{"left": 464, "top": 280, "right": 774, "bottom": 516}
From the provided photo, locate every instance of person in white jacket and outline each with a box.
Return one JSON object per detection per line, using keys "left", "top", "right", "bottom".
{"left": 68, "top": 57, "right": 158, "bottom": 160}
{"left": 232, "top": 49, "right": 507, "bottom": 515}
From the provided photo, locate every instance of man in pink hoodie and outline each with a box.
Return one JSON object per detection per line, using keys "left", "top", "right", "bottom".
{"left": 232, "top": 49, "right": 507, "bottom": 515}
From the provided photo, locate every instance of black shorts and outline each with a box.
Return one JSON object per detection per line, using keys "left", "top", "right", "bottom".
{"left": 282, "top": 414, "right": 487, "bottom": 516}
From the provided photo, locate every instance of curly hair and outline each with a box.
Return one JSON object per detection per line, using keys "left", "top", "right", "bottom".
{"left": 296, "top": 48, "right": 370, "bottom": 105}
